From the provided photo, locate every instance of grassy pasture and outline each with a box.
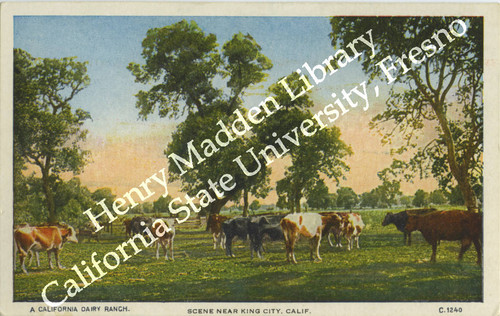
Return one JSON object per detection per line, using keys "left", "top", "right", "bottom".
{"left": 14, "top": 209, "right": 482, "bottom": 303}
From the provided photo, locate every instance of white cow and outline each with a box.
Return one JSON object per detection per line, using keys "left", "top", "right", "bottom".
{"left": 280, "top": 213, "right": 323, "bottom": 264}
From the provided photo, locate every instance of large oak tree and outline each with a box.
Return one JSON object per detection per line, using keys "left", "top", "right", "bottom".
{"left": 128, "top": 20, "right": 272, "bottom": 217}
{"left": 14, "top": 49, "right": 91, "bottom": 223}
{"left": 330, "top": 17, "right": 483, "bottom": 211}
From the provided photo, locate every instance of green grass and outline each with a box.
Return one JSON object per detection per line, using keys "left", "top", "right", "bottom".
{"left": 14, "top": 209, "right": 482, "bottom": 303}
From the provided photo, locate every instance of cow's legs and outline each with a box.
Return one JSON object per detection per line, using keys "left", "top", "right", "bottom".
{"left": 250, "top": 240, "right": 255, "bottom": 259}
{"left": 213, "top": 233, "right": 218, "bottom": 250}
{"left": 225, "top": 235, "right": 234, "bottom": 257}
{"left": 327, "top": 233, "right": 334, "bottom": 247}
{"left": 28, "top": 250, "right": 33, "bottom": 266}
{"left": 430, "top": 242, "right": 438, "bottom": 262}
{"left": 408, "top": 232, "right": 412, "bottom": 246}
{"left": 283, "top": 232, "right": 291, "bottom": 262}
{"left": 169, "top": 238, "right": 174, "bottom": 261}
{"left": 163, "top": 241, "right": 169, "bottom": 260}
{"left": 309, "top": 239, "right": 315, "bottom": 260}
{"left": 458, "top": 238, "right": 472, "bottom": 261}
{"left": 156, "top": 241, "right": 161, "bottom": 259}
{"left": 18, "top": 249, "right": 28, "bottom": 274}
{"left": 48, "top": 251, "right": 54, "bottom": 269}
{"left": 356, "top": 236, "right": 360, "bottom": 249}
{"left": 221, "top": 233, "right": 226, "bottom": 249}
{"left": 55, "top": 250, "right": 64, "bottom": 269}
{"left": 28, "top": 251, "right": 40, "bottom": 267}
{"left": 336, "top": 233, "right": 342, "bottom": 247}
{"left": 291, "top": 233, "right": 299, "bottom": 264}
{"left": 473, "top": 239, "right": 481, "bottom": 265}
{"left": 315, "top": 235, "right": 322, "bottom": 262}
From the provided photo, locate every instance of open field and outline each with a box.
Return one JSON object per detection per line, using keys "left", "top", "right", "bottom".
{"left": 14, "top": 209, "right": 482, "bottom": 303}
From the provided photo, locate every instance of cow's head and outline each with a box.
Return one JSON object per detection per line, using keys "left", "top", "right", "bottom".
{"left": 381, "top": 213, "right": 393, "bottom": 226}
{"left": 60, "top": 224, "right": 78, "bottom": 243}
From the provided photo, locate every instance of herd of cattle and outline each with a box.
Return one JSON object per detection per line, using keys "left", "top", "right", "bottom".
{"left": 13, "top": 208, "right": 482, "bottom": 274}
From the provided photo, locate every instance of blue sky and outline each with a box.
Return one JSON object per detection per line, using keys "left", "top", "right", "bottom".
{"left": 14, "top": 16, "right": 366, "bottom": 132}
{"left": 14, "top": 16, "right": 436, "bottom": 198}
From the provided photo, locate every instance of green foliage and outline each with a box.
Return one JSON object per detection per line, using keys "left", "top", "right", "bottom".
{"left": 399, "top": 195, "right": 413, "bottom": 208}
{"left": 413, "top": 189, "right": 429, "bottom": 207}
{"left": 91, "top": 188, "right": 116, "bottom": 211}
{"left": 14, "top": 48, "right": 91, "bottom": 222}
{"left": 13, "top": 175, "right": 47, "bottom": 225}
{"left": 128, "top": 20, "right": 221, "bottom": 118}
{"left": 153, "top": 195, "right": 173, "bottom": 213}
{"left": 14, "top": 176, "right": 93, "bottom": 227}
{"left": 330, "top": 17, "right": 483, "bottom": 210}
{"left": 249, "top": 200, "right": 261, "bottom": 211}
{"left": 360, "top": 190, "right": 379, "bottom": 209}
{"left": 306, "top": 180, "right": 332, "bottom": 210}
{"left": 130, "top": 20, "right": 273, "bottom": 216}
{"left": 262, "top": 73, "right": 352, "bottom": 213}
{"left": 429, "top": 189, "right": 447, "bottom": 205}
{"left": 336, "top": 187, "right": 359, "bottom": 210}
{"left": 447, "top": 186, "right": 465, "bottom": 206}
{"left": 54, "top": 178, "right": 93, "bottom": 227}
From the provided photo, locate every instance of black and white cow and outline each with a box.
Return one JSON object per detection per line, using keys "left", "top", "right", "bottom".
{"left": 222, "top": 217, "right": 250, "bottom": 257}
{"left": 247, "top": 215, "right": 284, "bottom": 259}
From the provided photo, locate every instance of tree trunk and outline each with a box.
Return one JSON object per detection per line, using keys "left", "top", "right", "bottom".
{"left": 295, "top": 187, "right": 302, "bottom": 213}
{"left": 41, "top": 170, "right": 56, "bottom": 224}
{"left": 433, "top": 104, "right": 478, "bottom": 211}
{"left": 458, "top": 175, "right": 478, "bottom": 211}
{"left": 242, "top": 188, "right": 249, "bottom": 217}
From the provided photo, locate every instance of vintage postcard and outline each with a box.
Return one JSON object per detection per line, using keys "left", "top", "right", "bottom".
{"left": 1, "top": 2, "right": 499, "bottom": 316}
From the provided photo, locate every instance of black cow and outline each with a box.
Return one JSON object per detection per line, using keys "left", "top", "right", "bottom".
{"left": 222, "top": 217, "right": 250, "bottom": 257}
{"left": 382, "top": 208, "right": 437, "bottom": 245}
{"left": 382, "top": 211, "right": 410, "bottom": 245}
{"left": 130, "top": 216, "right": 153, "bottom": 235}
{"left": 248, "top": 215, "right": 284, "bottom": 259}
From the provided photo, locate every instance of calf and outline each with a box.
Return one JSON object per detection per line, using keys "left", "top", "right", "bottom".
{"left": 343, "top": 213, "right": 365, "bottom": 250}
{"left": 382, "top": 208, "right": 437, "bottom": 245}
{"left": 405, "top": 210, "right": 482, "bottom": 264}
{"left": 207, "top": 214, "right": 229, "bottom": 250}
{"left": 247, "top": 215, "right": 284, "bottom": 259}
{"left": 280, "top": 213, "right": 323, "bottom": 264}
{"left": 151, "top": 218, "right": 176, "bottom": 261}
{"left": 320, "top": 212, "right": 350, "bottom": 247}
{"left": 320, "top": 212, "right": 345, "bottom": 247}
{"left": 222, "top": 217, "right": 250, "bottom": 257}
{"left": 14, "top": 223, "right": 78, "bottom": 274}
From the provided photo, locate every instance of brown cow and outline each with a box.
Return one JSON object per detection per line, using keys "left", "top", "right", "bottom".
{"left": 405, "top": 210, "right": 482, "bottom": 264}
{"left": 343, "top": 213, "right": 365, "bottom": 250}
{"left": 14, "top": 223, "right": 78, "bottom": 274}
{"left": 321, "top": 212, "right": 344, "bottom": 246}
{"left": 207, "top": 214, "right": 229, "bottom": 250}
{"left": 123, "top": 218, "right": 132, "bottom": 237}
{"left": 320, "top": 212, "right": 364, "bottom": 249}
{"left": 280, "top": 213, "right": 323, "bottom": 263}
